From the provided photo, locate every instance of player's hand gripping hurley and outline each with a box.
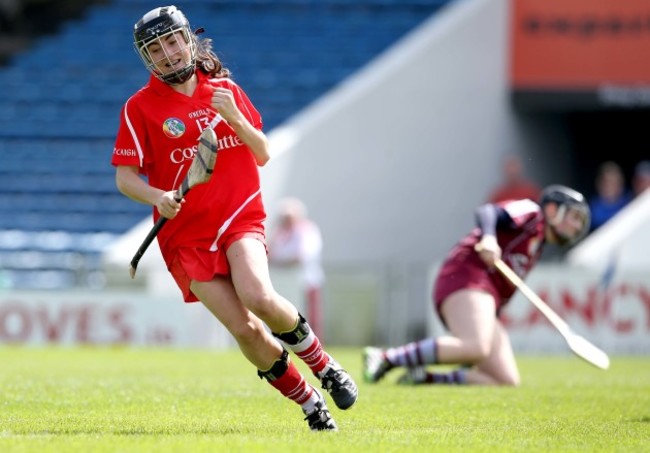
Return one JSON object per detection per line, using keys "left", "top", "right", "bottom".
{"left": 129, "top": 125, "right": 219, "bottom": 278}
{"left": 493, "top": 259, "right": 610, "bottom": 370}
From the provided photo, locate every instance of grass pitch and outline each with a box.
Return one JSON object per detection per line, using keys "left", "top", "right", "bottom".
{"left": 0, "top": 347, "right": 648, "bottom": 452}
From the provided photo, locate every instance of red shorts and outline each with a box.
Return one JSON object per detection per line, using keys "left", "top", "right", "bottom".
{"left": 168, "top": 231, "right": 266, "bottom": 302}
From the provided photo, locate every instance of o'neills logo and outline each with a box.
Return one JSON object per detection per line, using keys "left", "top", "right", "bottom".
{"left": 114, "top": 148, "right": 137, "bottom": 157}
{"left": 162, "top": 117, "right": 186, "bottom": 138}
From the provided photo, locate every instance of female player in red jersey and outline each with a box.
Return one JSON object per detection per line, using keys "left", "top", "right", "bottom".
{"left": 363, "top": 185, "right": 590, "bottom": 386}
{"left": 111, "top": 5, "right": 357, "bottom": 430}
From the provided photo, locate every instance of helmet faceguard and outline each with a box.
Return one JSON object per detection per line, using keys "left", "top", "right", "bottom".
{"left": 539, "top": 185, "right": 591, "bottom": 246}
{"left": 133, "top": 5, "right": 197, "bottom": 85}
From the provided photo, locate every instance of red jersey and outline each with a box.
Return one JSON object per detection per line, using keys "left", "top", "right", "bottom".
{"left": 112, "top": 71, "right": 266, "bottom": 274}
{"left": 434, "top": 199, "right": 545, "bottom": 316}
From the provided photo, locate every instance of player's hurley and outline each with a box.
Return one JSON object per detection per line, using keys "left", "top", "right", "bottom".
{"left": 129, "top": 125, "right": 219, "bottom": 278}
{"left": 494, "top": 258, "right": 610, "bottom": 370}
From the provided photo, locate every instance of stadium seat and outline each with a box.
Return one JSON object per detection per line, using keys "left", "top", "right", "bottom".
{"left": 0, "top": 0, "right": 453, "bottom": 288}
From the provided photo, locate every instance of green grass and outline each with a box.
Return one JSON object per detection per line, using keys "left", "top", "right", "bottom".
{"left": 0, "top": 347, "right": 648, "bottom": 452}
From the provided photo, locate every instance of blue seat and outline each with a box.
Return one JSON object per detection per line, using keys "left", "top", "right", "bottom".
{"left": 0, "top": 0, "right": 453, "bottom": 288}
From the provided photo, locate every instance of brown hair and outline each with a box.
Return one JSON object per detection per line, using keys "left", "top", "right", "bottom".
{"left": 195, "top": 36, "right": 231, "bottom": 79}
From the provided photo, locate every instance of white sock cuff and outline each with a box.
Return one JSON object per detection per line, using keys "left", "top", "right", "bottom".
{"left": 286, "top": 330, "right": 316, "bottom": 354}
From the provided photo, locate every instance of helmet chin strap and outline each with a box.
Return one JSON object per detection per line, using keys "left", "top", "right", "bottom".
{"left": 550, "top": 205, "right": 573, "bottom": 246}
{"left": 161, "top": 62, "right": 195, "bottom": 85}
{"left": 551, "top": 205, "right": 575, "bottom": 246}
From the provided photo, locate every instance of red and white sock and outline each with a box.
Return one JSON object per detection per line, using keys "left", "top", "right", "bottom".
{"left": 266, "top": 360, "right": 321, "bottom": 412}
{"left": 285, "top": 329, "right": 331, "bottom": 377}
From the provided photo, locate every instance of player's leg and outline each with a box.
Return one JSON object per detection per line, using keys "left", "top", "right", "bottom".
{"left": 396, "top": 365, "right": 467, "bottom": 385}
{"left": 363, "top": 337, "right": 438, "bottom": 383}
{"left": 226, "top": 237, "right": 358, "bottom": 410}
{"left": 191, "top": 277, "right": 336, "bottom": 431}
{"left": 437, "top": 289, "right": 498, "bottom": 361}
{"left": 191, "top": 277, "right": 282, "bottom": 366}
{"left": 419, "top": 322, "right": 519, "bottom": 386}
{"left": 471, "top": 319, "right": 520, "bottom": 386}
{"left": 364, "top": 289, "right": 499, "bottom": 384}
{"left": 435, "top": 289, "right": 506, "bottom": 385}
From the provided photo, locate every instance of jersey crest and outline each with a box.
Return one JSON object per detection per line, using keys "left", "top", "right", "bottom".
{"left": 162, "top": 117, "right": 186, "bottom": 138}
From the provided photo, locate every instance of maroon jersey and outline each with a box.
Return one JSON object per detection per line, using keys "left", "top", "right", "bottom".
{"left": 433, "top": 199, "right": 545, "bottom": 316}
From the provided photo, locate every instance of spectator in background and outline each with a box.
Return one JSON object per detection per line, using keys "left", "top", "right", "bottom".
{"left": 268, "top": 198, "right": 325, "bottom": 339}
{"left": 632, "top": 160, "right": 650, "bottom": 197}
{"left": 487, "top": 154, "right": 541, "bottom": 203}
{"left": 589, "top": 161, "right": 632, "bottom": 231}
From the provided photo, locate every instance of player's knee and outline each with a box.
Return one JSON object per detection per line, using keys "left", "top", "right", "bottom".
{"left": 228, "top": 317, "right": 264, "bottom": 346}
{"left": 238, "top": 285, "right": 276, "bottom": 315}
{"left": 496, "top": 375, "right": 520, "bottom": 387}
{"left": 497, "top": 372, "right": 521, "bottom": 387}
{"left": 464, "top": 341, "right": 492, "bottom": 363}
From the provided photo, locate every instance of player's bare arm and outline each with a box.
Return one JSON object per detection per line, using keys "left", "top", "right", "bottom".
{"left": 211, "top": 87, "right": 270, "bottom": 165}
{"left": 115, "top": 165, "right": 183, "bottom": 219}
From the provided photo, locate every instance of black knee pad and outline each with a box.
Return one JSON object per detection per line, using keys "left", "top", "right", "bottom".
{"left": 257, "top": 349, "right": 289, "bottom": 382}
{"left": 272, "top": 313, "right": 310, "bottom": 345}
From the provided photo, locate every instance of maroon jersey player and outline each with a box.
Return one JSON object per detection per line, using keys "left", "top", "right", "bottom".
{"left": 111, "top": 5, "right": 357, "bottom": 430}
{"left": 363, "top": 185, "right": 590, "bottom": 386}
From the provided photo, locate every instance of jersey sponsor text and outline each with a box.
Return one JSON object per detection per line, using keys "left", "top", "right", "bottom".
{"left": 114, "top": 148, "right": 137, "bottom": 157}
{"left": 169, "top": 134, "right": 242, "bottom": 163}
